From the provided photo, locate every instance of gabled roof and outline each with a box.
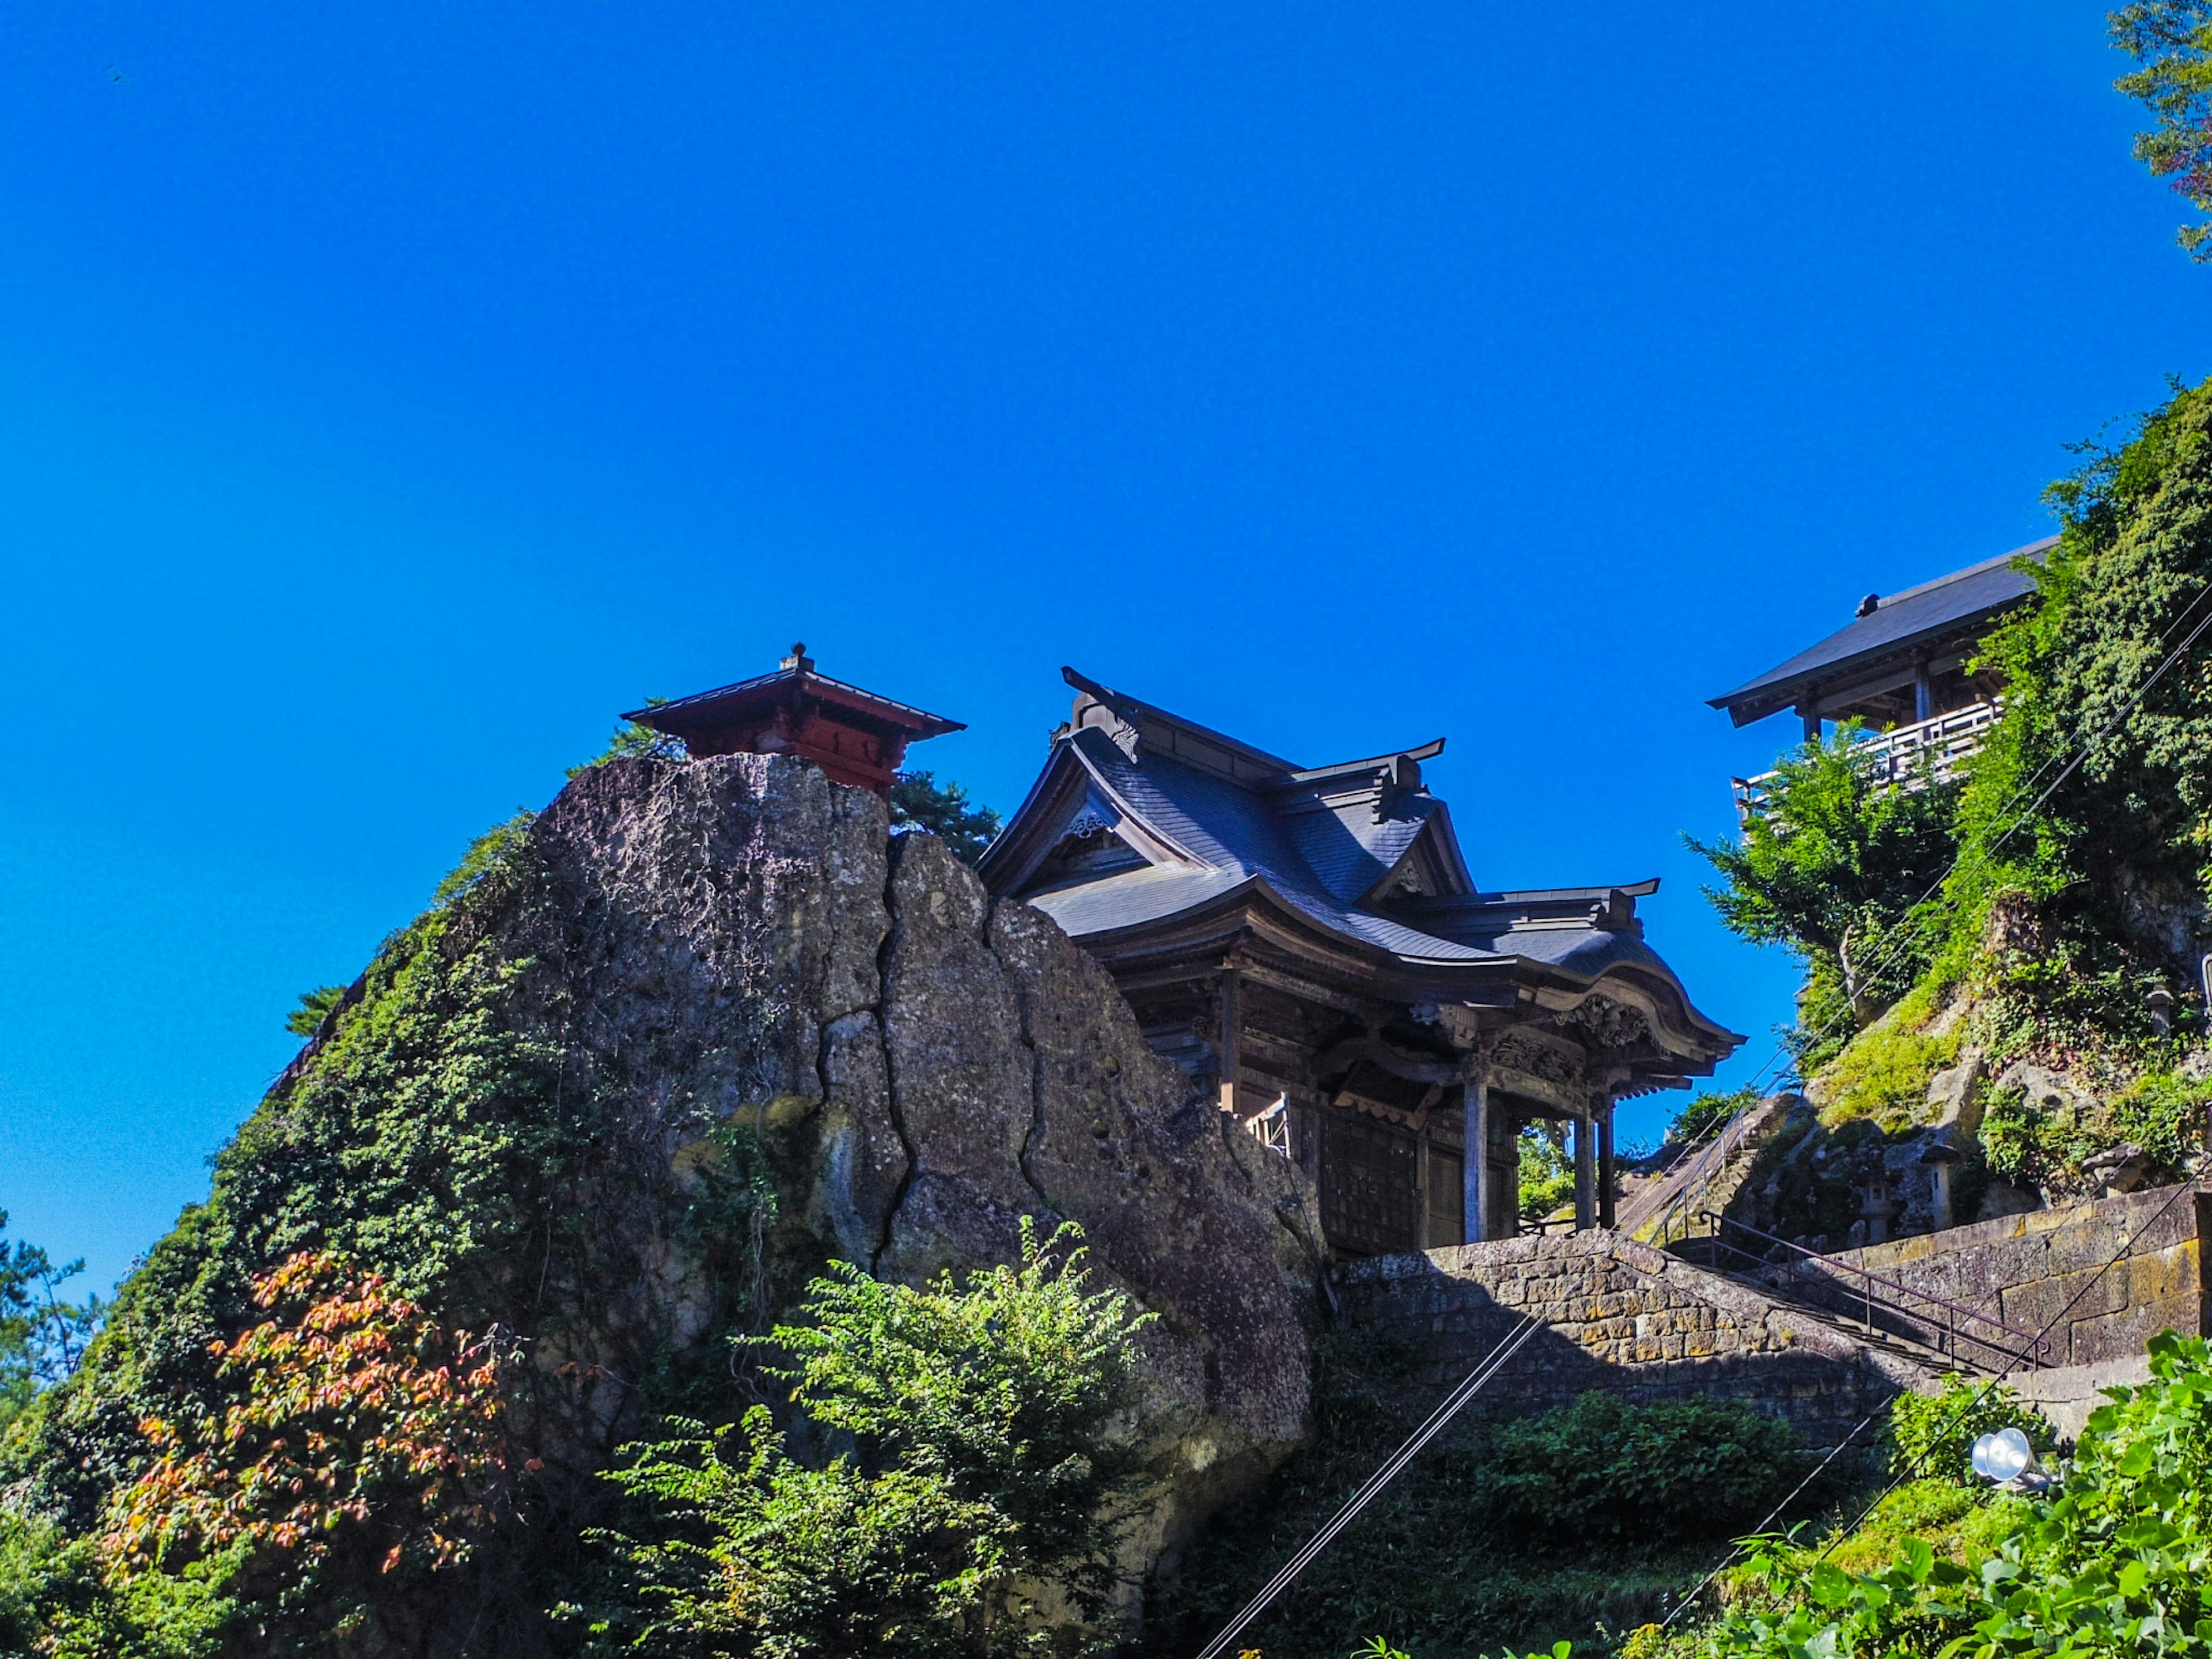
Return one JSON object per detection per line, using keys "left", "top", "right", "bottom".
{"left": 1709, "top": 537, "right": 2052, "bottom": 727}
{"left": 630, "top": 656, "right": 964, "bottom": 744}
{"left": 978, "top": 671, "right": 1739, "bottom": 1058}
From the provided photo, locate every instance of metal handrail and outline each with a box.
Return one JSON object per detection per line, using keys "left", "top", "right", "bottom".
{"left": 1695, "top": 1211, "right": 2052, "bottom": 1370}
{"left": 1622, "top": 1103, "right": 1764, "bottom": 1242}
{"left": 1734, "top": 699, "right": 2004, "bottom": 823}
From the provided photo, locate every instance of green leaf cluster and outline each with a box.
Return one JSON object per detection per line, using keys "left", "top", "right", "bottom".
{"left": 590, "top": 1219, "right": 1155, "bottom": 1656}
{"left": 890, "top": 770, "right": 1002, "bottom": 866}
{"left": 1696, "top": 1331, "right": 2212, "bottom": 1659}
{"left": 1689, "top": 726, "right": 1959, "bottom": 1061}
{"left": 1152, "top": 1349, "right": 1827, "bottom": 1659}
{"left": 2112, "top": 2, "right": 2212, "bottom": 259}
{"left": 1518, "top": 1124, "right": 1576, "bottom": 1222}
{"left": 0, "top": 1210, "right": 103, "bottom": 1435}
{"left": 1888, "top": 1377, "right": 2054, "bottom": 1488}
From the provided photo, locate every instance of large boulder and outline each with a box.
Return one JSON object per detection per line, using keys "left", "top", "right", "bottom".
{"left": 531, "top": 753, "right": 1321, "bottom": 1572}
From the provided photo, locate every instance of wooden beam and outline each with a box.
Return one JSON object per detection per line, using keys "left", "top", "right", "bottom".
{"left": 1598, "top": 1102, "right": 1617, "bottom": 1229}
{"left": 1463, "top": 1075, "right": 1490, "bottom": 1243}
{"left": 1217, "top": 968, "right": 1241, "bottom": 1115}
{"left": 1573, "top": 1108, "right": 1596, "bottom": 1231}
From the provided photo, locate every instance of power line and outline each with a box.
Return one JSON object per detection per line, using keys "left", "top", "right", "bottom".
{"left": 1191, "top": 1313, "right": 1543, "bottom": 1659}
{"left": 1722, "top": 569, "right": 2212, "bottom": 1104}
{"left": 1658, "top": 1177, "right": 2200, "bottom": 1630}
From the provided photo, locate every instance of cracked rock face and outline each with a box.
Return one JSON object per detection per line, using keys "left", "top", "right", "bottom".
{"left": 533, "top": 753, "right": 1320, "bottom": 1570}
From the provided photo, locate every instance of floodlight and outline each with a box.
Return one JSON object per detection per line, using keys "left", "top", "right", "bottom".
{"left": 1970, "top": 1427, "right": 2048, "bottom": 1490}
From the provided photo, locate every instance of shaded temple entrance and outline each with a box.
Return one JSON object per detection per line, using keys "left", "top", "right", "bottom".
{"left": 979, "top": 669, "right": 1742, "bottom": 1253}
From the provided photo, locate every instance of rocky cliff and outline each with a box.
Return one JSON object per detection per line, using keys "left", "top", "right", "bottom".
{"left": 14, "top": 754, "right": 1321, "bottom": 1654}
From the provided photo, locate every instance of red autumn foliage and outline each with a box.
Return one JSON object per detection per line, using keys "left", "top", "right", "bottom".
{"left": 105, "top": 1251, "right": 511, "bottom": 1586}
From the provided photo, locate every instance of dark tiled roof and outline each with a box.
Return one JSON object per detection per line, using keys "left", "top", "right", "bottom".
{"left": 1709, "top": 538, "right": 2051, "bottom": 725}
{"left": 628, "top": 665, "right": 963, "bottom": 737}
{"left": 988, "top": 681, "right": 1705, "bottom": 990}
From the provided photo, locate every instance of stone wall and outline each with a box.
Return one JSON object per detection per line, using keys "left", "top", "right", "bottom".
{"left": 1753, "top": 1184, "right": 2209, "bottom": 1372}
{"left": 1333, "top": 1232, "right": 1933, "bottom": 1445}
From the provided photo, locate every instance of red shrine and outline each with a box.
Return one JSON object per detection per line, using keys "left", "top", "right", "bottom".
{"left": 627, "top": 645, "right": 963, "bottom": 797}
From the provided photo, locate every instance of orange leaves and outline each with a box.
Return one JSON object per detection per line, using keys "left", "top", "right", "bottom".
{"left": 104, "top": 1251, "right": 512, "bottom": 1589}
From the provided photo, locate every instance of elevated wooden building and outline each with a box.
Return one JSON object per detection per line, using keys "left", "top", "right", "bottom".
{"left": 1709, "top": 538, "right": 2051, "bottom": 819}
{"left": 978, "top": 669, "right": 1743, "bottom": 1255}
{"left": 629, "top": 644, "right": 963, "bottom": 797}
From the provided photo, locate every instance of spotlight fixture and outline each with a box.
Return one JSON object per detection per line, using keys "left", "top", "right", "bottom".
{"left": 1969, "top": 1426, "right": 2051, "bottom": 1492}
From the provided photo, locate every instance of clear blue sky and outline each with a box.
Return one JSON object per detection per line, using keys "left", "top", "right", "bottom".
{"left": 2, "top": 2, "right": 2204, "bottom": 1292}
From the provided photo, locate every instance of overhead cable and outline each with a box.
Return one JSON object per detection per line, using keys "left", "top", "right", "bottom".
{"left": 1191, "top": 1312, "right": 1543, "bottom": 1659}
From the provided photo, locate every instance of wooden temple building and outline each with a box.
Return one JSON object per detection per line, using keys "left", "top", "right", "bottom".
{"left": 1709, "top": 537, "right": 2051, "bottom": 818}
{"left": 629, "top": 643, "right": 964, "bottom": 797}
{"left": 975, "top": 669, "right": 1743, "bottom": 1254}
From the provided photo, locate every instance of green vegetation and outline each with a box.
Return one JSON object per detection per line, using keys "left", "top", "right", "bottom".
{"left": 1692, "top": 376, "right": 2212, "bottom": 1190}
{"left": 1518, "top": 1124, "right": 1576, "bottom": 1221}
{"left": 1149, "top": 1331, "right": 1830, "bottom": 1658}
{"left": 1672, "top": 1331, "right": 2212, "bottom": 1659}
{"left": 0, "top": 1213, "right": 100, "bottom": 1435}
{"left": 891, "top": 770, "right": 1002, "bottom": 865}
{"left": 571, "top": 698, "right": 688, "bottom": 777}
{"left": 1335, "top": 1340, "right": 2212, "bottom": 1659}
{"left": 1689, "top": 725, "right": 1959, "bottom": 1064}
{"left": 585, "top": 1221, "right": 1151, "bottom": 1656}
{"left": 1671, "top": 1089, "right": 1760, "bottom": 1148}
{"left": 1808, "top": 1003, "right": 1961, "bottom": 1133}
{"left": 282, "top": 982, "right": 346, "bottom": 1038}
{"left": 2113, "top": 2, "right": 2212, "bottom": 257}
{"left": 1887, "top": 1376, "right": 2052, "bottom": 1488}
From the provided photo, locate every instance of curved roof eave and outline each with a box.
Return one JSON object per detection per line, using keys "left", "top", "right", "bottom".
{"left": 1065, "top": 874, "right": 1741, "bottom": 1062}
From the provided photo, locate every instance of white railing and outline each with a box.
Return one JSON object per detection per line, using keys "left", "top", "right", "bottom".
{"left": 1733, "top": 699, "right": 2001, "bottom": 822}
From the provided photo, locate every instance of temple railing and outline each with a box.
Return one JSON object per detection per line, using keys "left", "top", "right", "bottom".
{"left": 1733, "top": 699, "right": 2002, "bottom": 823}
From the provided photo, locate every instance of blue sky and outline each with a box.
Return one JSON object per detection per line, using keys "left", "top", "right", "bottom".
{"left": 2, "top": 2, "right": 2205, "bottom": 1291}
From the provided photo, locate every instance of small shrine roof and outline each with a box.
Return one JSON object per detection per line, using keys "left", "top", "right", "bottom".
{"left": 1709, "top": 538, "right": 2051, "bottom": 726}
{"left": 628, "top": 649, "right": 965, "bottom": 743}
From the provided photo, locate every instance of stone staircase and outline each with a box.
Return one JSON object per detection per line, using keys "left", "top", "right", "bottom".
{"left": 1619, "top": 1094, "right": 1804, "bottom": 1245}
{"left": 1334, "top": 1226, "right": 1944, "bottom": 1445}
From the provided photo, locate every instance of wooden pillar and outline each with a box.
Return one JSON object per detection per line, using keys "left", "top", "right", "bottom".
{"left": 1415, "top": 1122, "right": 1432, "bottom": 1251}
{"left": 1463, "top": 1073, "right": 1491, "bottom": 1243}
{"left": 1597, "top": 1101, "right": 1617, "bottom": 1230}
{"left": 1798, "top": 695, "right": 1821, "bottom": 744}
{"left": 1573, "top": 1109, "right": 1596, "bottom": 1231}
{"left": 1913, "top": 656, "right": 1934, "bottom": 723}
{"left": 1216, "top": 967, "right": 1241, "bottom": 1115}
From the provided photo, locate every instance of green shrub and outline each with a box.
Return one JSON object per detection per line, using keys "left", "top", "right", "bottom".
{"left": 589, "top": 1220, "right": 1153, "bottom": 1656}
{"left": 2104, "top": 1070, "right": 2212, "bottom": 1168}
{"left": 1518, "top": 1124, "right": 1576, "bottom": 1221}
{"left": 1688, "top": 724, "right": 1960, "bottom": 1060}
{"left": 1673, "top": 1089, "right": 1760, "bottom": 1147}
{"left": 1887, "top": 1375, "right": 2052, "bottom": 1486}
{"left": 1697, "top": 1330, "right": 2212, "bottom": 1659}
{"left": 1476, "top": 1393, "right": 1810, "bottom": 1546}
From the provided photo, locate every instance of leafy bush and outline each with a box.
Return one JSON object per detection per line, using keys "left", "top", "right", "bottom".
{"left": 1672, "top": 1089, "right": 1760, "bottom": 1147}
{"left": 282, "top": 983, "right": 346, "bottom": 1039}
{"left": 569, "top": 698, "right": 688, "bottom": 778}
{"left": 1696, "top": 1329, "right": 2212, "bottom": 1659}
{"left": 1887, "top": 1376, "right": 2053, "bottom": 1486}
{"left": 1690, "top": 724, "right": 1960, "bottom": 1054}
{"left": 0, "top": 1210, "right": 101, "bottom": 1434}
{"left": 2104, "top": 1069, "right": 2212, "bottom": 1168}
{"left": 890, "top": 770, "right": 1002, "bottom": 865}
{"left": 590, "top": 1219, "right": 1153, "bottom": 1656}
{"left": 1518, "top": 1124, "right": 1575, "bottom": 1221}
{"left": 1476, "top": 1394, "right": 1810, "bottom": 1546}
{"left": 101, "top": 1252, "right": 513, "bottom": 1649}
{"left": 1152, "top": 1379, "right": 1825, "bottom": 1659}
